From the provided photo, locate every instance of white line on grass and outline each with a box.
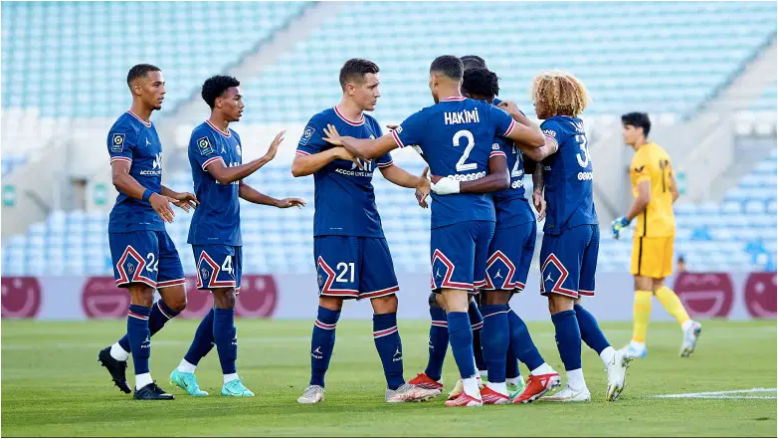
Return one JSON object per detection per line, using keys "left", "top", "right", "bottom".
{"left": 654, "top": 388, "right": 777, "bottom": 400}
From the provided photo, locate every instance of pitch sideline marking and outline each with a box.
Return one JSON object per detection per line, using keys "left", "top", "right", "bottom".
{"left": 653, "top": 388, "right": 777, "bottom": 400}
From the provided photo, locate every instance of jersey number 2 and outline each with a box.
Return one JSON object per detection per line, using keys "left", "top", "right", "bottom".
{"left": 453, "top": 130, "right": 476, "bottom": 172}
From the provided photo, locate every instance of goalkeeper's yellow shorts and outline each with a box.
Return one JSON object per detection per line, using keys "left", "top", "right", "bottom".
{"left": 631, "top": 236, "right": 674, "bottom": 279}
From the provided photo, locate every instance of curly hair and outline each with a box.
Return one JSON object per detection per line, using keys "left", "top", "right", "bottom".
{"left": 201, "top": 75, "right": 240, "bottom": 109}
{"left": 530, "top": 70, "right": 590, "bottom": 117}
{"left": 462, "top": 68, "right": 499, "bottom": 101}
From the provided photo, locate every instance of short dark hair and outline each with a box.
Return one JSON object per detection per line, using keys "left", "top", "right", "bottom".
{"left": 201, "top": 75, "right": 241, "bottom": 109}
{"left": 461, "top": 55, "right": 487, "bottom": 71}
{"left": 126, "top": 64, "right": 161, "bottom": 87}
{"left": 339, "top": 58, "right": 380, "bottom": 91}
{"left": 621, "top": 112, "right": 651, "bottom": 136}
{"left": 462, "top": 68, "right": 499, "bottom": 101}
{"left": 430, "top": 55, "right": 463, "bottom": 81}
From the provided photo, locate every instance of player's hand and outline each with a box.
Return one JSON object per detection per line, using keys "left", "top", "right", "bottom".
{"left": 497, "top": 100, "right": 521, "bottom": 118}
{"left": 263, "top": 130, "right": 286, "bottom": 162}
{"left": 275, "top": 197, "right": 307, "bottom": 209}
{"left": 334, "top": 147, "right": 363, "bottom": 170}
{"left": 149, "top": 193, "right": 175, "bottom": 223}
{"left": 532, "top": 190, "right": 546, "bottom": 221}
{"left": 322, "top": 124, "right": 343, "bottom": 146}
{"left": 170, "top": 192, "right": 199, "bottom": 213}
{"left": 415, "top": 167, "right": 430, "bottom": 208}
{"left": 611, "top": 216, "right": 631, "bottom": 240}
{"left": 430, "top": 175, "right": 460, "bottom": 195}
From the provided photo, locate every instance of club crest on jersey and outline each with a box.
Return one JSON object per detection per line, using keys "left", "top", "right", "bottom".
{"left": 492, "top": 143, "right": 500, "bottom": 151}
{"left": 127, "top": 262, "right": 135, "bottom": 274}
{"left": 197, "top": 137, "right": 214, "bottom": 156}
{"left": 200, "top": 267, "right": 210, "bottom": 280}
{"left": 236, "top": 144, "right": 242, "bottom": 156}
{"left": 111, "top": 133, "right": 125, "bottom": 152}
{"left": 300, "top": 126, "right": 315, "bottom": 146}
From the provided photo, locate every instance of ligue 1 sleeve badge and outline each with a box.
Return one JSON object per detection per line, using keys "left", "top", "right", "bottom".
{"left": 111, "top": 133, "right": 125, "bottom": 152}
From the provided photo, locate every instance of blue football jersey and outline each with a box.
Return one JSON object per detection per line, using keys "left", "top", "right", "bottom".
{"left": 392, "top": 96, "right": 517, "bottom": 229}
{"left": 493, "top": 136, "right": 535, "bottom": 229}
{"left": 297, "top": 107, "right": 393, "bottom": 238}
{"left": 540, "top": 116, "right": 598, "bottom": 235}
{"left": 187, "top": 120, "right": 244, "bottom": 246}
{"left": 107, "top": 111, "right": 165, "bottom": 233}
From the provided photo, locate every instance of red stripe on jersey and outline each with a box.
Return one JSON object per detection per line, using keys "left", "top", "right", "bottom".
{"left": 333, "top": 106, "right": 365, "bottom": 126}
{"left": 206, "top": 119, "right": 231, "bottom": 137}
{"left": 503, "top": 119, "right": 517, "bottom": 138}
{"left": 391, "top": 130, "right": 405, "bottom": 148}
{"left": 202, "top": 156, "right": 224, "bottom": 171}
{"left": 127, "top": 110, "right": 151, "bottom": 127}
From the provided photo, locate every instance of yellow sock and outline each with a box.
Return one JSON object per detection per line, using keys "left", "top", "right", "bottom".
{"left": 655, "top": 286, "right": 691, "bottom": 326}
{"left": 632, "top": 290, "right": 653, "bottom": 343}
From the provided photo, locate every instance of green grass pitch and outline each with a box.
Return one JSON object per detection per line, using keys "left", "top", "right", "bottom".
{"left": 2, "top": 318, "right": 776, "bottom": 437}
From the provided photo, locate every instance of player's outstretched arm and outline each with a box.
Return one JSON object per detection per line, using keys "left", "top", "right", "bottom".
{"left": 160, "top": 185, "right": 199, "bottom": 212}
{"left": 381, "top": 164, "right": 431, "bottom": 208}
{"left": 209, "top": 131, "right": 286, "bottom": 185}
{"left": 111, "top": 161, "right": 175, "bottom": 223}
{"left": 291, "top": 147, "right": 358, "bottom": 177}
{"left": 497, "top": 101, "right": 545, "bottom": 148}
{"left": 430, "top": 155, "right": 510, "bottom": 195}
{"left": 238, "top": 181, "right": 306, "bottom": 208}
{"left": 323, "top": 124, "right": 397, "bottom": 160}
{"left": 516, "top": 136, "right": 559, "bottom": 162}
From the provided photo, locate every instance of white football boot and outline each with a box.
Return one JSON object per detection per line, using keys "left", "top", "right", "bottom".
{"left": 606, "top": 349, "right": 631, "bottom": 401}
{"left": 385, "top": 383, "right": 438, "bottom": 403}
{"left": 542, "top": 384, "right": 591, "bottom": 402}
{"left": 680, "top": 321, "right": 702, "bottom": 357}
{"left": 297, "top": 385, "right": 325, "bottom": 404}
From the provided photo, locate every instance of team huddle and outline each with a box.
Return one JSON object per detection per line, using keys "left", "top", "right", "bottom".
{"left": 98, "top": 55, "right": 701, "bottom": 406}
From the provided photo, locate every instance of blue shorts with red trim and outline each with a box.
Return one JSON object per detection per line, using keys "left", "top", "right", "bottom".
{"left": 192, "top": 245, "right": 243, "bottom": 291}
{"left": 109, "top": 231, "right": 185, "bottom": 289}
{"left": 314, "top": 236, "right": 399, "bottom": 300}
{"left": 483, "top": 221, "right": 536, "bottom": 292}
{"left": 430, "top": 220, "right": 495, "bottom": 293}
{"left": 539, "top": 224, "right": 599, "bottom": 299}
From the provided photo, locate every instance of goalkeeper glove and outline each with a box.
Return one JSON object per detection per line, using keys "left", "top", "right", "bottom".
{"left": 611, "top": 216, "right": 631, "bottom": 240}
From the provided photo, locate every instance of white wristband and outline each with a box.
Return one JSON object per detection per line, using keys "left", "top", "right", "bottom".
{"left": 431, "top": 177, "right": 460, "bottom": 195}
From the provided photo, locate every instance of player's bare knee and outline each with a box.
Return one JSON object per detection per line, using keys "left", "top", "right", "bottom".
{"left": 371, "top": 294, "right": 398, "bottom": 314}
{"left": 547, "top": 294, "right": 574, "bottom": 314}
{"left": 318, "top": 295, "right": 343, "bottom": 312}
{"left": 159, "top": 286, "right": 187, "bottom": 312}
{"left": 634, "top": 275, "right": 652, "bottom": 291}
{"left": 483, "top": 290, "right": 511, "bottom": 306}
{"left": 440, "top": 289, "right": 469, "bottom": 313}
{"left": 652, "top": 277, "right": 666, "bottom": 292}
{"left": 129, "top": 284, "right": 155, "bottom": 307}
{"left": 212, "top": 288, "right": 236, "bottom": 309}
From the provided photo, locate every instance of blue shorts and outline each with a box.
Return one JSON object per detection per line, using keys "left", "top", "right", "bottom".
{"left": 109, "top": 230, "right": 185, "bottom": 289}
{"left": 430, "top": 220, "right": 495, "bottom": 292}
{"left": 314, "top": 236, "right": 399, "bottom": 300}
{"left": 192, "top": 245, "right": 243, "bottom": 291}
{"left": 483, "top": 222, "right": 536, "bottom": 292}
{"left": 539, "top": 224, "right": 599, "bottom": 299}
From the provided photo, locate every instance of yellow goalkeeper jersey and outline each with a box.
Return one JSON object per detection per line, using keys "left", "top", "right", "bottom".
{"left": 629, "top": 142, "right": 676, "bottom": 237}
